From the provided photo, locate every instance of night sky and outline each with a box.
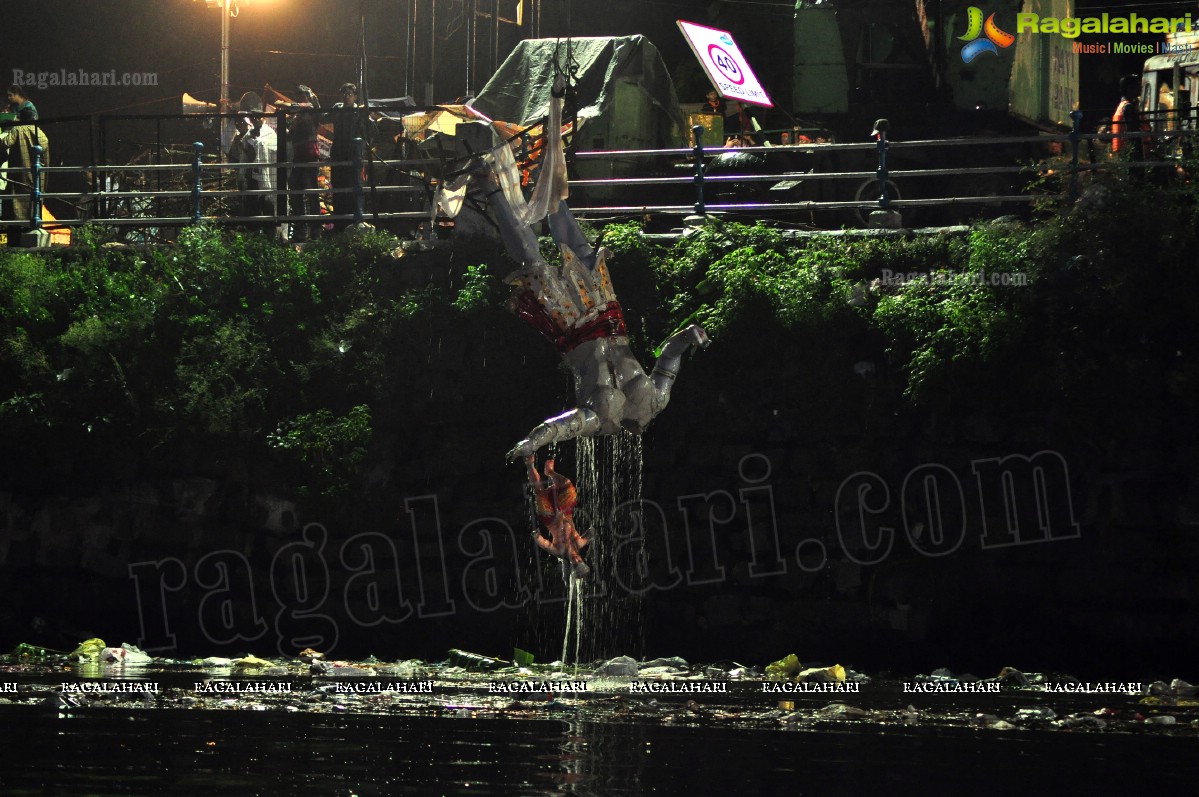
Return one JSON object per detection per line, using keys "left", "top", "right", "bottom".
{"left": 6, "top": 1, "right": 1186, "bottom": 117}
{"left": 6, "top": 1, "right": 779, "bottom": 116}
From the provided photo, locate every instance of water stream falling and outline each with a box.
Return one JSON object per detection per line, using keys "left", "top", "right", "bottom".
{"left": 563, "top": 431, "right": 645, "bottom": 664}
{"left": 561, "top": 570, "right": 583, "bottom": 666}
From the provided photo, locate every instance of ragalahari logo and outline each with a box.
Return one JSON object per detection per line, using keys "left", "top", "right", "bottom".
{"left": 959, "top": 7, "right": 1015, "bottom": 63}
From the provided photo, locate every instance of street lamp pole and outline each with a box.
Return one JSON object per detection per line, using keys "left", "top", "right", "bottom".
{"left": 200, "top": 0, "right": 238, "bottom": 154}
{"left": 220, "top": 0, "right": 231, "bottom": 121}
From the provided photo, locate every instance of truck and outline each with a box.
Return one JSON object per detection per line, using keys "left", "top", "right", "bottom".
{"left": 1138, "top": 27, "right": 1199, "bottom": 144}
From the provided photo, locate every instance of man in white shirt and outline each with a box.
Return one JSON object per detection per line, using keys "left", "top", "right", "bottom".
{"left": 228, "top": 113, "right": 279, "bottom": 235}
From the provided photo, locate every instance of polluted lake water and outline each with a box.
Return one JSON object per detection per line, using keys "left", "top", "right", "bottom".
{"left": 2, "top": 646, "right": 1198, "bottom": 795}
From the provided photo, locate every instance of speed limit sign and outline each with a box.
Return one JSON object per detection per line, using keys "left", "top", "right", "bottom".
{"left": 678, "top": 20, "right": 773, "bottom": 107}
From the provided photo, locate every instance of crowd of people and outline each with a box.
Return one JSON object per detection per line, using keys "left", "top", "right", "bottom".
{"left": 226, "top": 81, "right": 379, "bottom": 240}
{"left": 0, "top": 80, "right": 395, "bottom": 246}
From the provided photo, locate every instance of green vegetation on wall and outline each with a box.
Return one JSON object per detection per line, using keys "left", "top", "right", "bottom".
{"left": 2, "top": 171, "right": 1196, "bottom": 509}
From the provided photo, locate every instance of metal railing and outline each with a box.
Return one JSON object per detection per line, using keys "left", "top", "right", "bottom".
{"left": 2, "top": 111, "right": 1195, "bottom": 244}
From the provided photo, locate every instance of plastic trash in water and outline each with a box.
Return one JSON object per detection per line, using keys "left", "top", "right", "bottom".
{"left": 765, "top": 654, "right": 801, "bottom": 679}
{"left": 101, "top": 647, "right": 126, "bottom": 663}
{"left": 798, "top": 664, "right": 847, "bottom": 684}
{"left": 101, "top": 644, "right": 153, "bottom": 665}
{"left": 446, "top": 649, "right": 506, "bottom": 671}
{"left": 1145, "top": 715, "right": 1178, "bottom": 725}
{"left": 594, "top": 656, "right": 639, "bottom": 677}
{"left": 70, "top": 638, "right": 107, "bottom": 662}
{"left": 297, "top": 648, "right": 325, "bottom": 664}
{"left": 8, "top": 643, "right": 66, "bottom": 660}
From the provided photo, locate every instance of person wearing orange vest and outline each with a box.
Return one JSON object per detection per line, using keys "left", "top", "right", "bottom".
{"left": 1111, "top": 74, "right": 1149, "bottom": 159}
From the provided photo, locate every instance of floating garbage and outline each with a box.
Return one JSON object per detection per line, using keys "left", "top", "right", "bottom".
{"left": 997, "top": 666, "right": 1029, "bottom": 687}
{"left": 816, "top": 703, "right": 869, "bottom": 720}
{"left": 765, "top": 654, "right": 801, "bottom": 679}
{"left": 1055, "top": 713, "right": 1107, "bottom": 730}
{"left": 100, "top": 644, "right": 153, "bottom": 665}
{"left": 704, "top": 661, "right": 759, "bottom": 679}
{"left": 595, "top": 656, "right": 639, "bottom": 677}
{"left": 1144, "top": 715, "right": 1178, "bottom": 725}
{"left": 446, "top": 649, "right": 505, "bottom": 671}
{"left": 7, "top": 643, "right": 66, "bottom": 660}
{"left": 378, "top": 660, "right": 426, "bottom": 680}
{"left": 69, "top": 638, "right": 107, "bottom": 662}
{"left": 797, "top": 665, "right": 847, "bottom": 684}
{"left": 297, "top": 648, "right": 325, "bottom": 664}
{"left": 766, "top": 655, "right": 859, "bottom": 684}
{"left": 42, "top": 694, "right": 82, "bottom": 711}
{"left": 324, "top": 662, "right": 374, "bottom": 677}
{"left": 1148, "top": 679, "right": 1198, "bottom": 698}
{"left": 638, "top": 665, "right": 688, "bottom": 679}
{"left": 1, "top": 647, "right": 1196, "bottom": 741}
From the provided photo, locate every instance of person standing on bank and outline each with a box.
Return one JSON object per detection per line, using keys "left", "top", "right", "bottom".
{"left": 6, "top": 86, "right": 37, "bottom": 119}
{"left": 227, "top": 112, "right": 278, "bottom": 235}
{"left": 1, "top": 107, "right": 49, "bottom": 244}
{"left": 701, "top": 89, "right": 723, "bottom": 116}
{"left": 280, "top": 84, "right": 321, "bottom": 241}
{"left": 329, "top": 82, "right": 368, "bottom": 232}
{"left": 1110, "top": 74, "right": 1149, "bottom": 161}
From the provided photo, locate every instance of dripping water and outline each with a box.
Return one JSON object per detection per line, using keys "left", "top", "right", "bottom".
{"left": 516, "top": 433, "right": 647, "bottom": 666}
{"left": 563, "top": 431, "right": 644, "bottom": 664}
{"left": 561, "top": 571, "right": 583, "bottom": 666}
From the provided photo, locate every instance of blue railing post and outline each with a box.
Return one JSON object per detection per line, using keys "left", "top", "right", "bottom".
{"left": 1068, "top": 109, "right": 1083, "bottom": 204}
{"left": 30, "top": 145, "right": 44, "bottom": 229}
{"left": 352, "top": 136, "right": 365, "bottom": 225}
{"left": 692, "top": 124, "right": 706, "bottom": 218}
{"left": 874, "top": 119, "right": 891, "bottom": 211}
{"left": 191, "top": 141, "right": 204, "bottom": 224}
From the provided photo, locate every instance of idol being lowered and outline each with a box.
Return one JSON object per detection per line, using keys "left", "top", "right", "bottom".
{"left": 439, "top": 79, "right": 708, "bottom": 573}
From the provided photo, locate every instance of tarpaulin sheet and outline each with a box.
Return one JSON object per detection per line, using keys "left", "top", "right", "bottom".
{"left": 470, "top": 35, "right": 685, "bottom": 146}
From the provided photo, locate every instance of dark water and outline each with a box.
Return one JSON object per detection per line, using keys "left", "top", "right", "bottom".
{"left": 1, "top": 706, "right": 1195, "bottom": 796}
